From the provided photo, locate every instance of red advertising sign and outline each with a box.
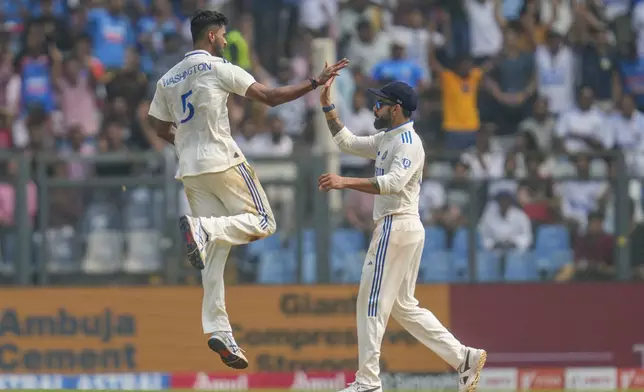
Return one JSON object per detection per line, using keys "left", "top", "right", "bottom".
{"left": 171, "top": 372, "right": 355, "bottom": 390}
{"left": 450, "top": 283, "right": 644, "bottom": 368}
{"left": 519, "top": 369, "right": 564, "bottom": 390}
{"left": 619, "top": 369, "right": 644, "bottom": 390}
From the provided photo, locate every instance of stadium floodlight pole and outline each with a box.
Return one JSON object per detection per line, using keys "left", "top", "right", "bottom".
{"left": 311, "top": 37, "right": 341, "bottom": 214}
{"left": 311, "top": 37, "right": 338, "bottom": 283}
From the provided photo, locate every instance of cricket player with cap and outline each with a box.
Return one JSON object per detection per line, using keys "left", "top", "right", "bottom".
{"left": 318, "top": 77, "right": 486, "bottom": 392}
{"left": 147, "top": 9, "right": 348, "bottom": 370}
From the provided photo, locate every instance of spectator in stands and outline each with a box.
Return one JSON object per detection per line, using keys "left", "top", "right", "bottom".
{"left": 536, "top": 30, "right": 575, "bottom": 115}
{"left": 24, "top": 0, "right": 73, "bottom": 52}
{"left": 581, "top": 28, "right": 619, "bottom": 112}
{"left": 346, "top": 19, "right": 390, "bottom": 76}
{"left": 518, "top": 96, "right": 556, "bottom": 152}
{"left": 518, "top": 152, "right": 558, "bottom": 224}
{"left": 72, "top": 34, "right": 106, "bottom": 82}
{"left": 442, "top": 161, "right": 473, "bottom": 231}
{"left": 388, "top": 7, "right": 445, "bottom": 83}
{"left": 557, "top": 212, "right": 615, "bottom": 281}
{"left": 105, "top": 48, "right": 147, "bottom": 118}
{"left": 419, "top": 162, "right": 446, "bottom": 226}
{"left": 371, "top": 40, "right": 427, "bottom": 89}
{"left": 617, "top": 42, "right": 644, "bottom": 112}
{"left": 61, "top": 124, "right": 95, "bottom": 181}
{"left": 0, "top": 160, "right": 38, "bottom": 227}
{"left": 464, "top": 0, "right": 503, "bottom": 63}
{"left": 554, "top": 87, "right": 607, "bottom": 154}
{"left": 460, "top": 124, "right": 505, "bottom": 179}
{"left": 95, "top": 119, "right": 134, "bottom": 177}
{"left": 483, "top": 23, "right": 536, "bottom": 148}
{"left": 298, "top": 0, "right": 338, "bottom": 38}
{"left": 555, "top": 154, "right": 610, "bottom": 234}
{"left": 55, "top": 56, "right": 99, "bottom": 139}
{"left": 608, "top": 94, "right": 644, "bottom": 177}
{"left": 14, "top": 22, "right": 61, "bottom": 116}
{"left": 251, "top": 114, "right": 294, "bottom": 158}
{"left": 479, "top": 190, "right": 533, "bottom": 254}
{"left": 488, "top": 154, "right": 520, "bottom": 197}
{"left": 265, "top": 59, "right": 308, "bottom": 139}
{"left": 87, "top": 0, "right": 135, "bottom": 70}
{"left": 341, "top": 89, "right": 377, "bottom": 176}
{"left": 14, "top": 104, "right": 55, "bottom": 152}
{"left": 49, "top": 162, "right": 83, "bottom": 229}
{"left": 429, "top": 49, "right": 486, "bottom": 150}
{"left": 136, "top": 0, "right": 180, "bottom": 53}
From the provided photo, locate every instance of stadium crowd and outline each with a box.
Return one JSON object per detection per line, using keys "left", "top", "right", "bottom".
{"left": 0, "top": 0, "right": 643, "bottom": 284}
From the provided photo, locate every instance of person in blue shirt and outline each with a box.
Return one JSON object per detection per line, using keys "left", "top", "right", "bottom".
{"left": 371, "top": 41, "right": 427, "bottom": 89}
{"left": 87, "top": 0, "right": 135, "bottom": 70}
{"left": 13, "top": 22, "right": 60, "bottom": 115}
{"left": 617, "top": 42, "right": 644, "bottom": 111}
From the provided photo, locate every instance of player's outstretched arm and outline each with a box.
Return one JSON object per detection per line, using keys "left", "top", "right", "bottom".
{"left": 320, "top": 76, "right": 382, "bottom": 160}
{"left": 245, "top": 59, "right": 349, "bottom": 107}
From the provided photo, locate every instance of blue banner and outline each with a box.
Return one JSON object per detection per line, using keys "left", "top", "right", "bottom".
{"left": 0, "top": 373, "right": 170, "bottom": 390}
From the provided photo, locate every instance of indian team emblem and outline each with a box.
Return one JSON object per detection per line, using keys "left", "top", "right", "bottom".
{"left": 402, "top": 158, "right": 412, "bottom": 169}
{"left": 381, "top": 150, "right": 388, "bottom": 160}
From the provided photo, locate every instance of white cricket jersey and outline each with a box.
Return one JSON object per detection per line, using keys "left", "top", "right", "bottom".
{"left": 148, "top": 50, "right": 256, "bottom": 179}
{"left": 535, "top": 45, "right": 575, "bottom": 114}
{"left": 333, "top": 121, "right": 425, "bottom": 222}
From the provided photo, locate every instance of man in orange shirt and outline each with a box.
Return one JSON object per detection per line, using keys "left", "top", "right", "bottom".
{"left": 430, "top": 46, "right": 492, "bottom": 150}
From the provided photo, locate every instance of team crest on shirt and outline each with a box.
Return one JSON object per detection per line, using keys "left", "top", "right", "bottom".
{"left": 381, "top": 150, "right": 388, "bottom": 160}
{"left": 402, "top": 158, "right": 412, "bottom": 169}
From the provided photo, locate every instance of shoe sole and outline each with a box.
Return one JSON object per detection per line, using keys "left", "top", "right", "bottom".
{"left": 465, "top": 350, "right": 487, "bottom": 392}
{"left": 208, "top": 338, "right": 249, "bottom": 370}
{"left": 179, "top": 216, "right": 205, "bottom": 270}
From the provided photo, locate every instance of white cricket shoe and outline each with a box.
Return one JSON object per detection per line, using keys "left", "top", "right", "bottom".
{"left": 337, "top": 382, "right": 382, "bottom": 392}
{"left": 457, "top": 347, "right": 487, "bottom": 392}
{"left": 179, "top": 215, "right": 209, "bottom": 270}
{"left": 208, "top": 331, "right": 248, "bottom": 370}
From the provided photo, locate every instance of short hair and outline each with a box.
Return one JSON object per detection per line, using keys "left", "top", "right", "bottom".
{"left": 190, "top": 9, "right": 228, "bottom": 44}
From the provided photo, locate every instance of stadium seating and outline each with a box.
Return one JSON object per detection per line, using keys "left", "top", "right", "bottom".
{"left": 123, "top": 188, "right": 162, "bottom": 273}
{"left": 45, "top": 226, "right": 77, "bottom": 273}
{"left": 504, "top": 250, "right": 537, "bottom": 281}
{"left": 534, "top": 224, "right": 573, "bottom": 278}
{"left": 81, "top": 202, "right": 124, "bottom": 274}
{"left": 420, "top": 226, "right": 450, "bottom": 282}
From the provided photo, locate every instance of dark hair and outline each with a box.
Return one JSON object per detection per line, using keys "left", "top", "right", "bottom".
{"left": 402, "top": 108, "right": 412, "bottom": 118}
{"left": 190, "top": 9, "right": 228, "bottom": 44}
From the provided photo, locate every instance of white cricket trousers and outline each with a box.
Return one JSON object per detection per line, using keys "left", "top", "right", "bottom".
{"left": 356, "top": 215, "right": 465, "bottom": 387}
{"left": 182, "top": 162, "right": 276, "bottom": 334}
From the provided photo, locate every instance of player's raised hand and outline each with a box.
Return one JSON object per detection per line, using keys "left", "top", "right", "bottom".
{"left": 318, "top": 173, "right": 345, "bottom": 192}
{"left": 320, "top": 75, "right": 336, "bottom": 107}
{"left": 317, "top": 59, "right": 349, "bottom": 85}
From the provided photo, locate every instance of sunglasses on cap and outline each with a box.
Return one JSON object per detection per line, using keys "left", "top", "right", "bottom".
{"left": 375, "top": 99, "right": 397, "bottom": 110}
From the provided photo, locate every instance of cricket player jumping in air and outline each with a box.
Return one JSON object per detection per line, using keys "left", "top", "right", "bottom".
{"left": 317, "top": 77, "right": 486, "bottom": 392}
{"left": 146, "top": 9, "right": 349, "bottom": 370}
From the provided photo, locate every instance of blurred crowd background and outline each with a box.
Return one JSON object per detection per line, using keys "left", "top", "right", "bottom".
{"left": 0, "top": 0, "right": 643, "bottom": 285}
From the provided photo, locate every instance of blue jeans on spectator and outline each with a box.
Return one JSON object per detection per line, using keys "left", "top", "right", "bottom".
{"left": 445, "top": 131, "right": 478, "bottom": 150}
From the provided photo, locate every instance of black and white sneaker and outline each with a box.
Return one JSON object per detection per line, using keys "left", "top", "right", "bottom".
{"left": 458, "top": 348, "right": 487, "bottom": 392}
{"left": 179, "top": 215, "right": 209, "bottom": 270}
{"left": 208, "top": 331, "right": 248, "bottom": 370}
{"left": 337, "top": 382, "right": 382, "bottom": 392}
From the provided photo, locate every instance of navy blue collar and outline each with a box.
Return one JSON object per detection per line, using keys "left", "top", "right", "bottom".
{"left": 184, "top": 50, "right": 211, "bottom": 58}
{"left": 385, "top": 120, "right": 413, "bottom": 133}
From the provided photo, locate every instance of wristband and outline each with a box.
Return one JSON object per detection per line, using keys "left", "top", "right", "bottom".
{"left": 309, "top": 78, "right": 319, "bottom": 90}
{"left": 322, "top": 104, "right": 336, "bottom": 113}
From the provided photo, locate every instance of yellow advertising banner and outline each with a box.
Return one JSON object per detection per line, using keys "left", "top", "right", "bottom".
{"left": 0, "top": 285, "right": 451, "bottom": 374}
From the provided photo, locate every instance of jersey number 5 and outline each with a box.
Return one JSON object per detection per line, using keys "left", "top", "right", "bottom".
{"left": 180, "top": 90, "right": 194, "bottom": 124}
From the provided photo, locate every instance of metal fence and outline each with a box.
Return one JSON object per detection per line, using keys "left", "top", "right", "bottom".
{"left": 0, "top": 149, "right": 638, "bottom": 285}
